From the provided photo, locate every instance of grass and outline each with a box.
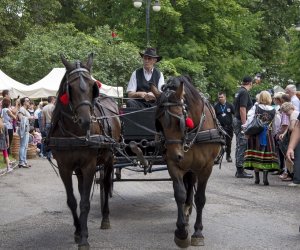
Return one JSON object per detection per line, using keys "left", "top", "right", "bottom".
{"left": 0, "top": 156, "right": 17, "bottom": 170}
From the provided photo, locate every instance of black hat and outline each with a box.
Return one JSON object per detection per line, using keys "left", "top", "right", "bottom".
{"left": 139, "top": 48, "right": 162, "bottom": 62}
{"left": 242, "top": 76, "right": 253, "bottom": 84}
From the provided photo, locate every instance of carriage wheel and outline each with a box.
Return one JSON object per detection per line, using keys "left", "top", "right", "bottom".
{"left": 115, "top": 168, "right": 121, "bottom": 180}
{"left": 109, "top": 169, "right": 114, "bottom": 198}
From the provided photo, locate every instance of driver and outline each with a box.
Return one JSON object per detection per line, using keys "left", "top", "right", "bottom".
{"left": 126, "top": 48, "right": 165, "bottom": 108}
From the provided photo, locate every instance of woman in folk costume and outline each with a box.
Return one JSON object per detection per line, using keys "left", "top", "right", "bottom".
{"left": 243, "top": 91, "right": 280, "bottom": 185}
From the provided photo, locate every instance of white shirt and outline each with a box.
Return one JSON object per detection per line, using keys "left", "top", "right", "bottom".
{"left": 290, "top": 110, "right": 300, "bottom": 122}
{"left": 243, "top": 103, "right": 274, "bottom": 128}
{"left": 126, "top": 68, "right": 164, "bottom": 92}
{"left": 34, "top": 108, "right": 41, "bottom": 119}
{"left": 291, "top": 95, "right": 300, "bottom": 111}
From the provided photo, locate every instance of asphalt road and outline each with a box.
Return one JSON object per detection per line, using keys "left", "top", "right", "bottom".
{"left": 0, "top": 156, "right": 299, "bottom": 250}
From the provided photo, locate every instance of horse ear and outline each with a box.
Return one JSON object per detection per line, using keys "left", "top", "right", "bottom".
{"left": 60, "top": 54, "right": 73, "bottom": 71}
{"left": 86, "top": 53, "right": 94, "bottom": 70}
{"left": 176, "top": 81, "right": 184, "bottom": 99}
{"left": 151, "top": 84, "right": 161, "bottom": 98}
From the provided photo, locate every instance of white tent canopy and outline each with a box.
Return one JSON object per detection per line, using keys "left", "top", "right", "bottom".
{"left": 21, "top": 68, "right": 123, "bottom": 99}
{"left": 0, "top": 70, "right": 29, "bottom": 98}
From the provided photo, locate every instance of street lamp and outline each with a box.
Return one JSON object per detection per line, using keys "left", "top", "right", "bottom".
{"left": 133, "top": 0, "right": 161, "bottom": 46}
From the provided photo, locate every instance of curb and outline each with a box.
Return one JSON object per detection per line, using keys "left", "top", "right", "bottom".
{"left": 0, "top": 162, "right": 19, "bottom": 177}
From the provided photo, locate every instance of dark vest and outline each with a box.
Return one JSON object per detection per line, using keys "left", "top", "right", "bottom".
{"left": 136, "top": 68, "right": 161, "bottom": 92}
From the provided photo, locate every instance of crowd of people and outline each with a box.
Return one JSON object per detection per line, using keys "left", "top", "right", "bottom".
{"left": 215, "top": 77, "right": 300, "bottom": 186}
{"left": 0, "top": 90, "right": 56, "bottom": 173}
{"left": 1, "top": 47, "right": 300, "bottom": 187}
{"left": 124, "top": 47, "right": 300, "bottom": 187}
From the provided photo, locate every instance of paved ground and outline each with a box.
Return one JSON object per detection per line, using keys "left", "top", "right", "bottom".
{"left": 0, "top": 156, "right": 299, "bottom": 250}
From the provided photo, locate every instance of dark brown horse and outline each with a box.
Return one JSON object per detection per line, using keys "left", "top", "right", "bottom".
{"left": 48, "top": 54, "right": 121, "bottom": 250}
{"left": 151, "top": 76, "right": 224, "bottom": 248}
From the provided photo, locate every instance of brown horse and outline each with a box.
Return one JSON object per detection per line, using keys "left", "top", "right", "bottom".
{"left": 48, "top": 54, "right": 121, "bottom": 250}
{"left": 151, "top": 76, "right": 224, "bottom": 248}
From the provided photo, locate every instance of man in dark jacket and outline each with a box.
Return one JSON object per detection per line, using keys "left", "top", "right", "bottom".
{"left": 126, "top": 48, "right": 165, "bottom": 108}
{"left": 214, "top": 92, "right": 234, "bottom": 163}
{"left": 233, "top": 76, "right": 254, "bottom": 178}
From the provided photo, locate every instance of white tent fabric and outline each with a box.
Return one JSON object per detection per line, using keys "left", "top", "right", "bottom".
{"left": 273, "top": 85, "right": 285, "bottom": 93}
{"left": 22, "top": 68, "right": 123, "bottom": 99}
{"left": 0, "top": 70, "right": 29, "bottom": 98}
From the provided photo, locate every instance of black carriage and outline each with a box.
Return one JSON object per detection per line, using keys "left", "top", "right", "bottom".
{"left": 95, "top": 105, "right": 171, "bottom": 209}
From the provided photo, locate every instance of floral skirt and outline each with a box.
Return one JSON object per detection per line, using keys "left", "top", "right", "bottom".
{"left": 243, "top": 132, "right": 279, "bottom": 171}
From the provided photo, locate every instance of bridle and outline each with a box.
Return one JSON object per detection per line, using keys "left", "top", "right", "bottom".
{"left": 156, "top": 88, "right": 206, "bottom": 152}
{"left": 61, "top": 61, "right": 97, "bottom": 124}
{"left": 156, "top": 89, "right": 188, "bottom": 146}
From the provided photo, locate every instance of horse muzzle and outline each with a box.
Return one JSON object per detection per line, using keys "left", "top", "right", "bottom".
{"left": 77, "top": 116, "right": 91, "bottom": 130}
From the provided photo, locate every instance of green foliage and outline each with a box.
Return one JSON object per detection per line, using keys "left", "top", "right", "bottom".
{"left": 1, "top": 0, "right": 300, "bottom": 99}
{"left": 277, "top": 29, "right": 300, "bottom": 85}
{"left": 0, "top": 0, "right": 24, "bottom": 57}
{"left": 0, "top": 24, "right": 141, "bottom": 88}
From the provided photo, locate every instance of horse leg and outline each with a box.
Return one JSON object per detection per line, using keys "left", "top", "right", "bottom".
{"left": 183, "top": 172, "right": 195, "bottom": 224}
{"left": 78, "top": 167, "right": 95, "bottom": 250}
{"left": 59, "top": 169, "right": 81, "bottom": 244}
{"left": 191, "top": 179, "right": 208, "bottom": 246}
{"left": 100, "top": 161, "right": 113, "bottom": 229}
{"left": 76, "top": 169, "right": 83, "bottom": 197}
{"left": 172, "top": 176, "right": 191, "bottom": 248}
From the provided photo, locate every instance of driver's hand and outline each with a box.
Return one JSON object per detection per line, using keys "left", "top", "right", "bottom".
{"left": 144, "top": 92, "right": 156, "bottom": 102}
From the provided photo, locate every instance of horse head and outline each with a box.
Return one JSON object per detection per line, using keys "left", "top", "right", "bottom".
{"left": 151, "top": 76, "right": 188, "bottom": 163}
{"left": 59, "top": 53, "right": 99, "bottom": 131}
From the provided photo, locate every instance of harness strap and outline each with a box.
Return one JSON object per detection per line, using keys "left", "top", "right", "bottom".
{"left": 69, "top": 67, "right": 90, "bottom": 75}
{"left": 48, "top": 135, "right": 117, "bottom": 150}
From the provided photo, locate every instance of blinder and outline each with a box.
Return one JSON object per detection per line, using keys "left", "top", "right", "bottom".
{"left": 155, "top": 89, "right": 188, "bottom": 145}
{"left": 63, "top": 65, "right": 97, "bottom": 118}
{"left": 92, "top": 82, "right": 99, "bottom": 99}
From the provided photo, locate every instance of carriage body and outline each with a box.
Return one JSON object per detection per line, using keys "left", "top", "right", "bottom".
{"left": 110, "top": 106, "right": 167, "bottom": 178}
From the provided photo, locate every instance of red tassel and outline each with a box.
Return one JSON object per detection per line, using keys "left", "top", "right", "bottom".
{"left": 60, "top": 93, "right": 69, "bottom": 105}
{"left": 96, "top": 80, "right": 102, "bottom": 88}
{"left": 185, "top": 117, "right": 194, "bottom": 129}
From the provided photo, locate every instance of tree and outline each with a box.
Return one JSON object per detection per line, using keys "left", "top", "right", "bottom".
{"left": 172, "top": 0, "right": 262, "bottom": 100}
{"left": 0, "top": 24, "right": 141, "bottom": 86}
{"left": 22, "top": 0, "right": 61, "bottom": 26}
{"left": 0, "top": 0, "right": 24, "bottom": 57}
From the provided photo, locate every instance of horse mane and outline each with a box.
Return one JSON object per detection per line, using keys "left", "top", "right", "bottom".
{"left": 162, "top": 76, "right": 202, "bottom": 107}
{"left": 51, "top": 73, "right": 67, "bottom": 128}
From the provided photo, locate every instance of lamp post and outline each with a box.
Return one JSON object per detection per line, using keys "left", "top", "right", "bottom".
{"left": 133, "top": 0, "right": 161, "bottom": 47}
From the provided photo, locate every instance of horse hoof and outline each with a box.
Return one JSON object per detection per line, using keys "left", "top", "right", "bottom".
{"left": 100, "top": 220, "right": 111, "bottom": 229}
{"left": 191, "top": 236, "right": 204, "bottom": 246}
{"left": 78, "top": 243, "right": 90, "bottom": 250}
{"left": 174, "top": 235, "right": 191, "bottom": 248}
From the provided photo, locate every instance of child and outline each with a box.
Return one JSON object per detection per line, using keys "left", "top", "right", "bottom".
{"left": 0, "top": 118, "right": 13, "bottom": 172}
{"left": 30, "top": 128, "right": 43, "bottom": 156}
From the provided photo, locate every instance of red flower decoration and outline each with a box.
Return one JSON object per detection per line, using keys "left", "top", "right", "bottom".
{"left": 60, "top": 93, "right": 69, "bottom": 105}
{"left": 185, "top": 117, "right": 194, "bottom": 129}
{"left": 112, "top": 31, "right": 117, "bottom": 38}
{"left": 96, "top": 80, "right": 102, "bottom": 88}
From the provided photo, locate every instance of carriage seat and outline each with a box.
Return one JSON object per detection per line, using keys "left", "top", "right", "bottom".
{"left": 120, "top": 107, "right": 156, "bottom": 141}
